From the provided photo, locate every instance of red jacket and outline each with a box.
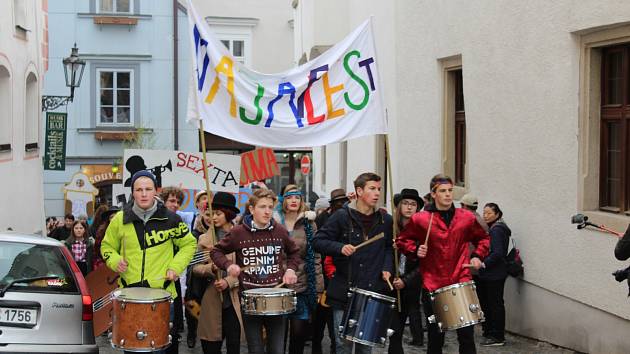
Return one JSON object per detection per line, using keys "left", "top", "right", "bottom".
{"left": 396, "top": 207, "right": 489, "bottom": 292}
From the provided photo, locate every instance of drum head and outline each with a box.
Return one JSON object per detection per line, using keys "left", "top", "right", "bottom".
{"left": 245, "top": 287, "right": 295, "bottom": 296}
{"left": 349, "top": 287, "right": 396, "bottom": 303}
{"left": 113, "top": 287, "right": 171, "bottom": 302}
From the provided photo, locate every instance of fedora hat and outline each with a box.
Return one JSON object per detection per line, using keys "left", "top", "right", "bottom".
{"left": 395, "top": 188, "right": 424, "bottom": 210}
{"left": 330, "top": 188, "right": 349, "bottom": 202}
{"left": 211, "top": 192, "right": 240, "bottom": 215}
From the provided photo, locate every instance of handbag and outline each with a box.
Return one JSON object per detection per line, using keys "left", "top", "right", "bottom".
{"left": 506, "top": 238, "right": 524, "bottom": 277}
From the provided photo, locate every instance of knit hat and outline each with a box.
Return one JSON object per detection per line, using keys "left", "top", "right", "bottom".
{"left": 130, "top": 170, "right": 157, "bottom": 189}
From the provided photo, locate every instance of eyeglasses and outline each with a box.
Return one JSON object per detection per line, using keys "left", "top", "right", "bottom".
{"left": 401, "top": 200, "right": 418, "bottom": 207}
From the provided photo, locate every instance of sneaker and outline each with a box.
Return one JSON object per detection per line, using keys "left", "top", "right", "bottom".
{"left": 481, "top": 337, "right": 505, "bottom": 347}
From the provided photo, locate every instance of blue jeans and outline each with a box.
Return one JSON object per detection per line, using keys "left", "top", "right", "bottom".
{"left": 242, "top": 313, "right": 286, "bottom": 354}
{"left": 332, "top": 308, "right": 372, "bottom": 354}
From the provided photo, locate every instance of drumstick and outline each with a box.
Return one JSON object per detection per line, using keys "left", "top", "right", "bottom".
{"left": 274, "top": 282, "right": 285, "bottom": 288}
{"left": 354, "top": 233, "right": 385, "bottom": 250}
{"left": 121, "top": 238, "right": 126, "bottom": 260}
{"left": 385, "top": 277, "right": 394, "bottom": 291}
{"left": 423, "top": 213, "right": 434, "bottom": 247}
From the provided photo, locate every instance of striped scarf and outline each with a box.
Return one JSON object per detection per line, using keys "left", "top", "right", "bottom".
{"left": 303, "top": 220, "right": 318, "bottom": 310}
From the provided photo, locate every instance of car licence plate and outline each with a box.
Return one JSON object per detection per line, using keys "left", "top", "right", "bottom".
{"left": 0, "top": 307, "right": 38, "bottom": 326}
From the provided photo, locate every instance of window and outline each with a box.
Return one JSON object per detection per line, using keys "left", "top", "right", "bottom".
{"left": 0, "top": 66, "right": 10, "bottom": 151}
{"left": 220, "top": 39, "right": 246, "bottom": 65}
{"left": 13, "top": 0, "right": 28, "bottom": 32}
{"left": 97, "top": 69, "right": 134, "bottom": 126}
{"left": 98, "top": 0, "right": 132, "bottom": 14}
{"left": 454, "top": 69, "right": 466, "bottom": 186}
{"left": 440, "top": 56, "right": 466, "bottom": 192}
{"left": 600, "top": 45, "right": 630, "bottom": 212}
{"left": 24, "top": 73, "right": 38, "bottom": 150}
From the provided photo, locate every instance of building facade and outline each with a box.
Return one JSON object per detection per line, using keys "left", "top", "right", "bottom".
{"left": 294, "top": 0, "right": 630, "bottom": 352}
{"left": 43, "top": 0, "right": 298, "bottom": 218}
{"left": 0, "top": 0, "right": 47, "bottom": 233}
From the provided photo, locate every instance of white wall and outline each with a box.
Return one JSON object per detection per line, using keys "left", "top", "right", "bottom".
{"left": 189, "top": 0, "right": 294, "bottom": 73}
{"left": 297, "top": 0, "right": 630, "bottom": 352}
{"left": 0, "top": 0, "right": 46, "bottom": 234}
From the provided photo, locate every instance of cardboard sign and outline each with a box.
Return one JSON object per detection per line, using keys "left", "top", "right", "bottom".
{"left": 240, "top": 148, "right": 280, "bottom": 186}
{"left": 123, "top": 149, "right": 240, "bottom": 193}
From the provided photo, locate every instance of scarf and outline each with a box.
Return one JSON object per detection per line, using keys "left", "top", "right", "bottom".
{"left": 303, "top": 219, "right": 318, "bottom": 310}
{"left": 132, "top": 201, "right": 157, "bottom": 224}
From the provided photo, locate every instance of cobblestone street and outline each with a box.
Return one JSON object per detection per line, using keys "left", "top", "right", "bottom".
{"left": 97, "top": 324, "right": 578, "bottom": 354}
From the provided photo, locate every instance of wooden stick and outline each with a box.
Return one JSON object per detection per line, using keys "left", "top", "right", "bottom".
{"left": 423, "top": 213, "right": 434, "bottom": 247}
{"left": 274, "top": 282, "right": 285, "bottom": 288}
{"left": 384, "top": 134, "right": 401, "bottom": 312}
{"left": 385, "top": 277, "right": 394, "bottom": 291}
{"left": 354, "top": 233, "right": 385, "bottom": 250}
{"left": 198, "top": 121, "right": 223, "bottom": 302}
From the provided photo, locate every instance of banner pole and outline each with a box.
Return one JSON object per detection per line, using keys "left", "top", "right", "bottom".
{"left": 198, "top": 121, "right": 223, "bottom": 301}
{"left": 384, "top": 134, "right": 401, "bottom": 312}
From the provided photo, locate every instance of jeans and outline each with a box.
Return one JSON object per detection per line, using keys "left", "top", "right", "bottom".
{"left": 200, "top": 305, "right": 241, "bottom": 354}
{"left": 124, "top": 302, "right": 175, "bottom": 354}
{"left": 475, "top": 277, "right": 506, "bottom": 341}
{"left": 242, "top": 313, "right": 286, "bottom": 354}
{"left": 332, "top": 308, "right": 372, "bottom": 354}
{"left": 422, "top": 291, "right": 476, "bottom": 354}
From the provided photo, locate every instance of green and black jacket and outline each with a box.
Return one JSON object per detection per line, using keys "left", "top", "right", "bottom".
{"left": 101, "top": 203, "right": 197, "bottom": 299}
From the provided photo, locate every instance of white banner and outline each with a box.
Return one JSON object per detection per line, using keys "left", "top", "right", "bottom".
{"left": 123, "top": 149, "right": 240, "bottom": 193}
{"left": 186, "top": 1, "right": 387, "bottom": 148}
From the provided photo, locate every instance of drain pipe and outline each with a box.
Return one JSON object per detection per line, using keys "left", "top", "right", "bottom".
{"left": 173, "top": 0, "right": 179, "bottom": 150}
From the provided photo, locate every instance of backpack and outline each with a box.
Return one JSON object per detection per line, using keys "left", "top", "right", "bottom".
{"left": 506, "top": 238, "right": 524, "bottom": 277}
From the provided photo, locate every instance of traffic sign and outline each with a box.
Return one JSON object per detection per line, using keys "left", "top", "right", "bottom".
{"left": 301, "top": 155, "right": 311, "bottom": 175}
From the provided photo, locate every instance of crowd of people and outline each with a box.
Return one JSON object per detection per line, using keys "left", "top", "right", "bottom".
{"left": 45, "top": 169, "right": 515, "bottom": 354}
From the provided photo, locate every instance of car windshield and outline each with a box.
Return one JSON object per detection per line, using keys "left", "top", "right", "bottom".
{"left": 0, "top": 241, "right": 78, "bottom": 294}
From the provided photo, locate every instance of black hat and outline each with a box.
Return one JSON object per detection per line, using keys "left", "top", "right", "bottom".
{"left": 211, "top": 192, "right": 240, "bottom": 215}
{"left": 102, "top": 206, "right": 121, "bottom": 220}
{"left": 394, "top": 188, "right": 424, "bottom": 210}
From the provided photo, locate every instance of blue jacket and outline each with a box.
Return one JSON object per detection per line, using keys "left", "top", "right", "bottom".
{"left": 478, "top": 220, "right": 511, "bottom": 281}
{"left": 312, "top": 201, "right": 394, "bottom": 309}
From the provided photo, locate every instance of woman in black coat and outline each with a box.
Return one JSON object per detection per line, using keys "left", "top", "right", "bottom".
{"left": 476, "top": 202, "right": 510, "bottom": 347}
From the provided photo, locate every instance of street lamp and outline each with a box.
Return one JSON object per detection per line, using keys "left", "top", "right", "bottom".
{"left": 41, "top": 44, "right": 86, "bottom": 111}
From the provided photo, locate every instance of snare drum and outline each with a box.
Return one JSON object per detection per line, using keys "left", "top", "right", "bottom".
{"left": 428, "top": 281, "right": 484, "bottom": 332}
{"left": 241, "top": 288, "right": 296, "bottom": 315}
{"left": 338, "top": 288, "right": 396, "bottom": 347}
{"left": 110, "top": 288, "right": 172, "bottom": 351}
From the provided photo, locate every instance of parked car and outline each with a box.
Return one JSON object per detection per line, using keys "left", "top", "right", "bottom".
{"left": 0, "top": 232, "right": 98, "bottom": 353}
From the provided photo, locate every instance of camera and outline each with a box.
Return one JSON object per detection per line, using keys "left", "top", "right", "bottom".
{"left": 571, "top": 213, "right": 587, "bottom": 225}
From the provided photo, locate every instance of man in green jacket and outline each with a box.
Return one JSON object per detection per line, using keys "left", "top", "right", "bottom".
{"left": 101, "top": 170, "right": 197, "bottom": 312}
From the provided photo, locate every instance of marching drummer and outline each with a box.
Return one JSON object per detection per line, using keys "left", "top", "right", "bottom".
{"left": 396, "top": 174, "right": 489, "bottom": 354}
{"left": 210, "top": 188, "right": 301, "bottom": 354}
{"left": 313, "top": 172, "right": 394, "bottom": 354}
{"left": 101, "top": 170, "right": 197, "bottom": 354}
